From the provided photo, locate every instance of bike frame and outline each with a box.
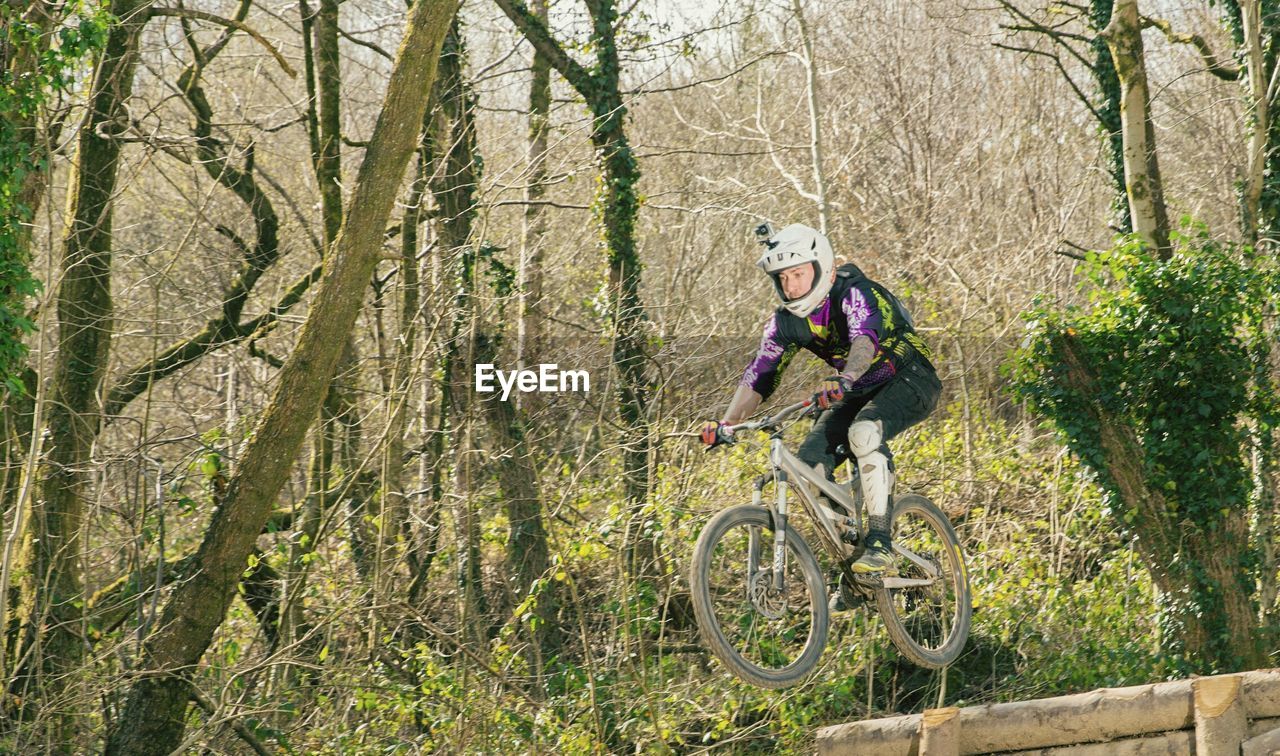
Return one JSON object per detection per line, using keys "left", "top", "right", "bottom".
{"left": 730, "top": 398, "right": 941, "bottom": 593}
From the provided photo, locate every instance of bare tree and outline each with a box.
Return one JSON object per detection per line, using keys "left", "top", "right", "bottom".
{"left": 11, "top": 3, "right": 155, "bottom": 745}
{"left": 494, "top": 0, "right": 656, "bottom": 579}
{"left": 516, "top": 0, "right": 552, "bottom": 377}
{"left": 103, "top": 0, "right": 459, "bottom": 749}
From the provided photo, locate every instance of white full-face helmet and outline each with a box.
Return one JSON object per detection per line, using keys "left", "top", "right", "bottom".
{"left": 755, "top": 223, "right": 834, "bottom": 318}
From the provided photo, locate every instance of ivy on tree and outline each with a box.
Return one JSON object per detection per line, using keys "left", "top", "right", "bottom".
{"left": 0, "top": 4, "right": 110, "bottom": 394}
{"left": 1009, "top": 222, "right": 1279, "bottom": 672}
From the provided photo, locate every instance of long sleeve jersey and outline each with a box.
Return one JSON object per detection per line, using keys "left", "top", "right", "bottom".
{"left": 739, "top": 267, "right": 931, "bottom": 401}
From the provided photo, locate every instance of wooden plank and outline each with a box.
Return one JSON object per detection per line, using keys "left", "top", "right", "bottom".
{"left": 1194, "top": 675, "right": 1245, "bottom": 754}
{"left": 1001, "top": 729, "right": 1193, "bottom": 755}
{"left": 1250, "top": 717, "right": 1280, "bottom": 738}
{"left": 814, "top": 669, "right": 1280, "bottom": 754}
{"left": 1243, "top": 723, "right": 1280, "bottom": 756}
{"left": 920, "top": 707, "right": 960, "bottom": 756}
{"left": 816, "top": 714, "right": 920, "bottom": 756}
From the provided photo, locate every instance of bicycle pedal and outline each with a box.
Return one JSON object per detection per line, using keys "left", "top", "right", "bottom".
{"left": 828, "top": 592, "right": 853, "bottom": 613}
{"left": 828, "top": 581, "right": 865, "bottom": 612}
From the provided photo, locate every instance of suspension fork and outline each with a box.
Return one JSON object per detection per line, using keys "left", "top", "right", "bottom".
{"left": 768, "top": 437, "right": 789, "bottom": 592}
{"left": 748, "top": 472, "right": 771, "bottom": 585}
{"left": 748, "top": 439, "right": 792, "bottom": 594}
{"left": 771, "top": 471, "right": 789, "bottom": 592}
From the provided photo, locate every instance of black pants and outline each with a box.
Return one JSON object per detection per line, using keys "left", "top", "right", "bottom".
{"left": 796, "top": 358, "right": 942, "bottom": 478}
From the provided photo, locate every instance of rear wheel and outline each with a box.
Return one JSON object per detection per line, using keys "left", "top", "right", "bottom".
{"left": 690, "top": 505, "right": 829, "bottom": 688}
{"left": 874, "top": 494, "right": 971, "bottom": 668}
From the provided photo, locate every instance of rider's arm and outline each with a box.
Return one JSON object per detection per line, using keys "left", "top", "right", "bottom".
{"left": 836, "top": 335, "right": 875, "bottom": 386}
{"left": 737, "top": 314, "right": 797, "bottom": 406}
{"left": 836, "top": 285, "right": 887, "bottom": 388}
{"left": 721, "top": 384, "right": 763, "bottom": 425}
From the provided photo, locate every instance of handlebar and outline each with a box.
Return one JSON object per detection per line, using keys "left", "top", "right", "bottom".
{"left": 723, "top": 395, "right": 819, "bottom": 438}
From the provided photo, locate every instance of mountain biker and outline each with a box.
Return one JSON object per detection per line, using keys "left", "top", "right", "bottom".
{"left": 700, "top": 223, "right": 942, "bottom": 576}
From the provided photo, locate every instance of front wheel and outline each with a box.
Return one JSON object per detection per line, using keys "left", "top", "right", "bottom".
{"left": 874, "top": 494, "right": 971, "bottom": 669}
{"left": 689, "top": 505, "right": 829, "bottom": 688}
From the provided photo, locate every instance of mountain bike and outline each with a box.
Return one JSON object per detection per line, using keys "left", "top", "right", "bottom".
{"left": 690, "top": 394, "right": 971, "bottom": 688}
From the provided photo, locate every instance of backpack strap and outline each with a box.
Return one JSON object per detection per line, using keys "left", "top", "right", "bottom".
{"left": 772, "top": 307, "right": 814, "bottom": 345}
{"left": 835, "top": 262, "right": 866, "bottom": 282}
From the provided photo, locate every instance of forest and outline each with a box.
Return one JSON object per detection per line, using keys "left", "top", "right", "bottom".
{"left": 1, "top": 0, "right": 1278, "bottom": 752}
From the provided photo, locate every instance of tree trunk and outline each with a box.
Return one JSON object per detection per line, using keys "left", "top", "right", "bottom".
{"left": 495, "top": 0, "right": 656, "bottom": 580}
{"left": 11, "top": 0, "right": 155, "bottom": 742}
{"left": 476, "top": 327, "right": 557, "bottom": 667}
{"left": 102, "top": 0, "right": 458, "bottom": 750}
{"left": 584, "top": 0, "right": 655, "bottom": 580}
{"left": 375, "top": 153, "right": 426, "bottom": 600}
{"left": 427, "top": 18, "right": 488, "bottom": 643}
{"left": 445, "top": 268, "right": 484, "bottom": 644}
{"left": 1101, "top": 0, "right": 1171, "bottom": 257}
{"left": 4, "top": 2, "right": 60, "bottom": 270}
{"left": 286, "top": 0, "right": 366, "bottom": 665}
{"left": 1254, "top": 321, "right": 1279, "bottom": 629}
{"left": 1088, "top": 0, "right": 1132, "bottom": 234}
{"left": 313, "top": 0, "right": 343, "bottom": 249}
{"left": 1059, "top": 334, "right": 1263, "bottom": 670}
{"left": 1240, "top": 0, "right": 1268, "bottom": 245}
{"left": 408, "top": 250, "right": 450, "bottom": 608}
{"left": 516, "top": 0, "right": 551, "bottom": 383}
{"left": 477, "top": 3, "right": 557, "bottom": 659}
{"left": 791, "top": 0, "right": 829, "bottom": 234}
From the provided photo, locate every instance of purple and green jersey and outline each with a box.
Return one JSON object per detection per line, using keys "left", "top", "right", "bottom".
{"left": 740, "top": 275, "right": 931, "bottom": 401}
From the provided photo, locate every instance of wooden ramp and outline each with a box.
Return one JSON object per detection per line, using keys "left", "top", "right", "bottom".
{"left": 815, "top": 669, "right": 1280, "bottom": 755}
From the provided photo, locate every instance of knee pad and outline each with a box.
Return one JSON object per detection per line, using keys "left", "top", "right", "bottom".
{"left": 849, "top": 420, "right": 895, "bottom": 518}
{"left": 848, "top": 420, "right": 884, "bottom": 459}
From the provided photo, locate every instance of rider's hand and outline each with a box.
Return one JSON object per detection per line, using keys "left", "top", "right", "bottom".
{"left": 816, "top": 377, "right": 847, "bottom": 409}
{"left": 700, "top": 420, "right": 734, "bottom": 448}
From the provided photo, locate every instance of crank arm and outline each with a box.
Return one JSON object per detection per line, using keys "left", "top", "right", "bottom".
{"left": 892, "top": 543, "right": 940, "bottom": 578}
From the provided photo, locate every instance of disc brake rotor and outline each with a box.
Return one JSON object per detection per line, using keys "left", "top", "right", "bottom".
{"left": 748, "top": 569, "right": 789, "bottom": 620}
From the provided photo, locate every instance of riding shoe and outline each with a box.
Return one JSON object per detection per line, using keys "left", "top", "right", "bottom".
{"left": 851, "top": 542, "right": 894, "bottom": 574}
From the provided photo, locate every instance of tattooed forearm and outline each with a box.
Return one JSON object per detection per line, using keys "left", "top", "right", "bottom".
{"left": 839, "top": 336, "right": 875, "bottom": 384}
{"left": 722, "top": 385, "right": 763, "bottom": 424}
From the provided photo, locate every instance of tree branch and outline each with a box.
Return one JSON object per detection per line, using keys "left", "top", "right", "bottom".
{"left": 150, "top": 6, "right": 297, "bottom": 77}
{"left": 993, "top": 42, "right": 1104, "bottom": 124}
{"left": 626, "top": 48, "right": 785, "bottom": 96}
{"left": 996, "top": 0, "right": 1095, "bottom": 70}
{"left": 105, "top": 14, "right": 304, "bottom": 418}
{"left": 339, "top": 25, "right": 392, "bottom": 60}
{"left": 491, "top": 0, "right": 594, "bottom": 92}
{"left": 189, "top": 684, "right": 273, "bottom": 756}
{"left": 236, "top": 262, "right": 325, "bottom": 337}
{"left": 1141, "top": 15, "right": 1242, "bottom": 81}
{"left": 1001, "top": 22, "right": 1092, "bottom": 44}
{"left": 104, "top": 263, "right": 322, "bottom": 417}
{"left": 489, "top": 198, "right": 591, "bottom": 210}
